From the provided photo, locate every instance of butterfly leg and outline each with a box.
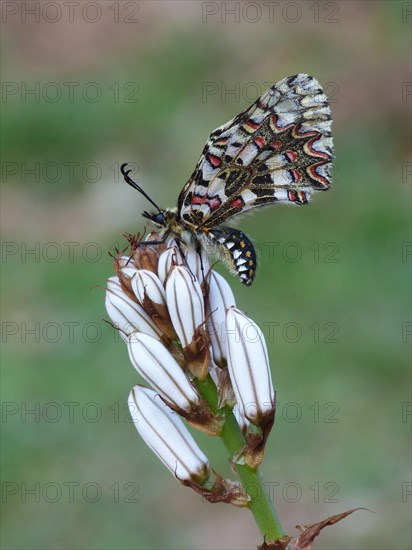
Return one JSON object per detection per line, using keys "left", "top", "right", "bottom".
{"left": 195, "top": 240, "right": 206, "bottom": 284}
{"left": 174, "top": 237, "right": 198, "bottom": 282}
{"left": 125, "top": 234, "right": 169, "bottom": 265}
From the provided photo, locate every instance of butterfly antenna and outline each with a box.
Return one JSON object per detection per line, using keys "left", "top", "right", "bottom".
{"left": 120, "top": 163, "right": 161, "bottom": 212}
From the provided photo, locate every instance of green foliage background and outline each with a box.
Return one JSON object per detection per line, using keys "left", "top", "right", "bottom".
{"left": 1, "top": 2, "right": 410, "bottom": 548}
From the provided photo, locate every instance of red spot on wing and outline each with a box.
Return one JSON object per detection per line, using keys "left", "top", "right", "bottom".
{"left": 270, "top": 140, "right": 283, "bottom": 151}
{"left": 270, "top": 114, "right": 293, "bottom": 132}
{"left": 307, "top": 162, "right": 330, "bottom": 187}
{"left": 254, "top": 137, "right": 266, "bottom": 149}
{"left": 245, "top": 120, "right": 260, "bottom": 130}
{"left": 292, "top": 123, "right": 318, "bottom": 138}
{"left": 215, "top": 137, "right": 228, "bottom": 147}
{"left": 191, "top": 194, "right": 222, "bottom": 210}
{"left": 242, "top": 119, "right": 261, "bottom": 133}
{"left": 298, "top": 191, "right": 308, "bottom": 203}
{"left": 306, "top": 136, "right": 331, "bottom": 159}
{"left": 288, "top": 188, "right": 308, "bottom": 203}
{"left": 191, "top": 195, "right": 204, "bottom": 205}
{"left": 230, "top": 197, "right": 244, "bottom": 209}
{"left": 290, "top": 169, "right": 302, "bottom": 182}
{"left": 285, "top": 150, "right": 298, "bottom": 162}
{"left": 208, "top": 197, "right": 221, "bottom": 210}
{"left": 208, "top": 154, "right": 222, "bottom": 167}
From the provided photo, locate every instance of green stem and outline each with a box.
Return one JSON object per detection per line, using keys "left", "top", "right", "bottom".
{"left": 195, "top": 375, "right": 284, "bottom": 542}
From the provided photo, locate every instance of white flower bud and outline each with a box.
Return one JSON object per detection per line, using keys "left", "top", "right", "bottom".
{"left": 131, "top": 269, "right": 166, "bottom": 305}
{"left": 105, "top": 277, "right": 162, "bottom": 341}
{"left": 106, "top": 275, "right": 122, "bottom": 292}
{"left": 165, "top": 265, "right": 205, "bottom": 348}
{"left": 127, "top": 332, "right": 199, "bottom": 412}
{"left": 158, "top": 244, "right": 211, "bottom": 286}
{"left": 225, "top": 307, "right": 275, "bottom": 425}
{"left": 120, "top": 266, "right": 140, "bottom": 279}
{"left": 157, "top": 246, "right": 183, "bottom": 285}
{"left": 128, "top": 386, "right": 209, "bottom": 483}
{"left": 184, "top": 247, "right": 211, "bottom": 284}
{"left": 207, "top": 271, "right": 236, "bottom": 367}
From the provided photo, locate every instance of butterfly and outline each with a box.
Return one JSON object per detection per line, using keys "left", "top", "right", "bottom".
{"left": 121, "top": 73, "right": 334, "bottom": 286}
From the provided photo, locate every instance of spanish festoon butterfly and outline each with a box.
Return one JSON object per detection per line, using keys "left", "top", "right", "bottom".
{"left": 121, "top": 74, "right": 334, "bottom": 286}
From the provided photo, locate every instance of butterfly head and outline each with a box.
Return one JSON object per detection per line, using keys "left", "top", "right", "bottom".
{"left": 142, "top": 208, "right": 180, "bottom": 235}
{"left": 142, "top": 210, "right": 166, "bottom": 228}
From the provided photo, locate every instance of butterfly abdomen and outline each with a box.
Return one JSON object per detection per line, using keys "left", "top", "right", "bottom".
{"left": 204, "top": 227, "right": 257, "bottom": 286}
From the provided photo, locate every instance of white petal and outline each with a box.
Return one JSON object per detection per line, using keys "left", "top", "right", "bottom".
{"left": 184, "top": 246, "right": 211, "bottom": 284}
{"left": 131, "top": 269, "right": 166, "bottom": 305}
{"left": 165, "top": 266, "right": 205, "bottom": 348}
{"left": 105, "top": 277, "right": 162, "bottom": 341}
{"left": 225, "top": 307, "right": 275, "bottom": 424}
{"left": 120, "top": 266, "right": 140, "bottom": 280}
{"left": 128, "top": 386, "right": 209, "bottom": 483}
{"left": 158, "top": 243, "right": 211, "bottom": 287}
{"left": 158, "top": 247, "right": 183, "bottom": 285}
{"left": 207, "top": 271, "right": 236, "bottom": 367}
{"left": 107, "top": 275, "right": 121, "bottom": 291}
{"left": 127, "top": 332, "right": 199, "bottom": 411}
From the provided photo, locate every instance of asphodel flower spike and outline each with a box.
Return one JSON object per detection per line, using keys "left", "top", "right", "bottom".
{"left": 104, "top": 233, "right": 282, "bottom": 539}
{"left": 128, "top": 386, "right": 210, "bottom": 485}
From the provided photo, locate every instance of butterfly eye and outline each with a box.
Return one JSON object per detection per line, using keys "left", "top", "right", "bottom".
{"left": 152, "top": 212, "right": 165, "bottom": 226}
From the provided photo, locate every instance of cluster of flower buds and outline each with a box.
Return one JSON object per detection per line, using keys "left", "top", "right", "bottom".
{"left": 105, "top": 233, "right": 276, "bottom": 503}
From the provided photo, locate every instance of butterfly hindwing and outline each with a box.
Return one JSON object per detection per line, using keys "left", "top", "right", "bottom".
{"left": 178, "top": 74, "right": 334, "bottom": 230}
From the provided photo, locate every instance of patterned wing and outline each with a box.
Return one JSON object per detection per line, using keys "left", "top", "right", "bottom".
{"left": 178, "top": 74, "right": 334, "bottom": 230}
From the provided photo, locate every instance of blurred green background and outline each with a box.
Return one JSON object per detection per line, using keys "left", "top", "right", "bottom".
{"left": 1, "top": 1, "right": 410, "bottom": 549}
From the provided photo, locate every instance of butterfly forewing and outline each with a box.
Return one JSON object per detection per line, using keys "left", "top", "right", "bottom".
{"left": 178, "top": 74, "right": 334, "bottom": 230}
